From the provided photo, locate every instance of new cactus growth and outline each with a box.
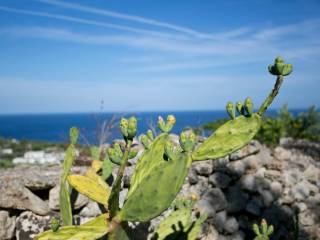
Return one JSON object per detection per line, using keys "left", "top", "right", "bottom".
{"left": 50, "top": 218, "right": 60, "bottom": 232}
{"left": 252, "top": 219, "right": 274, "bottom": 240}
{"left": 158, "top": 115, "right": 176, "bottom": 132}
{"left": 36, "top": 57, "right": 292, "bottom": 240}
{"left": 226, "top": 101, "right": 235, "bottom": 119}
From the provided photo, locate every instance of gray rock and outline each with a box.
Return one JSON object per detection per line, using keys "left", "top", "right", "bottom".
{"left": 230, "top": 231, "right": 245, "bottom": 240}
{"left": 15, "top": 211, "right": 51, "bottom": 240}
{"left": 246, "top": 197, "right": 262, "bottom": 216}
{"left": 79, "top": 201, "right": 102, "bottom": 217}
{"left": 292, "top": 181, "right": 310, "bottom": 201}
{"left": 240, "top": 174, "right": 257, "bottom": 192}
{"left": 0, "top": 180, "right": 49, "bottom": 215}
{"left": 197, "top": 188, "right": 227, "bottom": 217}
{"left": 260, "top": 190, "right": 275, "bottom": 207}
{"left": 227, "top": 160, "right": 246, "bottom": 177}
{"left": 188, "top": 169, "right": 199, "bottom": 185}
{"left": 188, "top": 177, "right": 209, "bottom": 196}
{"left": 49, "top": 185, "right": 89, "bottom": 211}
{"left": 229, "top": 140, "right": 261, "bottom": 161}
{"left": 193, "top": 161, "right": 213, "bottom": 176}
{"left": 270, "top": 181, "right": 283, "bottom": 198}
{"left": 226, "top": 185, "right": 249, "bottom": 213}
{"left": 0, "top": 211, "right": 16, "bottom": 240}
{"left": 224, "top": 217, "right": 239, "bottom": 234}
{"left": 209, "top": 172, "right": 231, "bottom": 188}
{"left": 123, "top": 166, "right": 135, "bottom": 188}
{"left": 299, "top": 211, "right": 315, "bottom": 226}
{"left": 212, "top": 210, "right": 227, "bottom": 232}
{"left": 202, "top": 225, "right": 219, "bottom": 240}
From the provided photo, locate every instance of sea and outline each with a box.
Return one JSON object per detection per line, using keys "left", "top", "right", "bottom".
{"left": 0, "top": 110, "right": 300, "bottom": 144}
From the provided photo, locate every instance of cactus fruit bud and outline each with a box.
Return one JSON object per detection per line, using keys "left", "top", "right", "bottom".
{"left": 140, "top": 134, "right": 151, "bottom": 149}
{"left": 50, "top": 218, "right": 60, "bottom": 232}
{"left": 164, "top": 141, "right": 181, "bottom": 160}
{"left": 179, "top": 131, "right": 196, "bottom": 152}
{"left": 107, "top": 143, "right": 123, "bottom": 165}
{"left": 236, "top": 101, "right": 244, "bottom": 115}
{"left": 70, "top": 127, "right": 79, "bottom": 145}
{"left": 129, "top": 149, "right": 138, "bottom": 159}
{"left": 146, "top": 129, "right": 154, "bottom": 140}
{"left": 268, "top": 56, "right": 292, "bottom": 76}
{"left": 244, "top": 97, "right": 254, "bottom": 116}
{"left": 120, "top": 118, "right": 129, "bottom": 139}
{"left": 127, "top": 116, "right": 137, "bottom": 139}
{"left": 158, "top": 115, "right": 176, "bottom": 132}
{"left": 226, "top": 102, "right": 235, "bottom": 119}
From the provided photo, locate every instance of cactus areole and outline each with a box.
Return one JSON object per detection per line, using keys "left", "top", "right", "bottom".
{"left": 35, "top": 57, "right": 292, "bottom": 240}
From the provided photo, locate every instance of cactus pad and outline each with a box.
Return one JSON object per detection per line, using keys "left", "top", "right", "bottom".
{"left": 120, "top": 152, "right": 191, "bottom": 222}
{"left": 35, "top": 214, "right": 109, "bottom": 240}
{"left": 67, "top": 173, "right": 110, "bottom": 206}
{"left": 192, "top": 114, "right": 261, "bottom": 161}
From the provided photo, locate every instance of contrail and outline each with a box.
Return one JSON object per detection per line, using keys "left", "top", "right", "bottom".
{"left": 0, "top": 6, "right": 182, "bottom": 39}
{"left": 36, "top": 0, "right": 216, "bottom": 39}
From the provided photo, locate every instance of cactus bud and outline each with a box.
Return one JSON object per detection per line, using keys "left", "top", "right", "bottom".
{"left": 226, "top": 102, "right": 235, "bottom": 119}
{"left": 120, "top": 118, "right": 129, "bottom": 139}
{"left": 261, "top": 219, "right": 268, "bottom": 235}
{"left": 252, "top": 223, "right": 260, "bottom": 236}
{"left": 268, "top": 56, "right": 292, "bottom": 76}
{"left": 107, "top": 143, "right": 123, "bottom": 165}
{"left": 236, "top": 101, "right": 244, "bottom": 115}
{"left": 146, "top": 129, "right": 154, "bottom": 140}
{"left": 129, "top": 148, "right": 138, "bottom": 159}
{"left": 244, "top": 97, "right": 254, "bottom": 116}
{"left": 50, "top": 218, "right": 60, "bottom": 232}
{"left": 179, "top": 131, "right": 196, "bottom": 152}
{"left": 140, "top": 134, "right": 151, "bottom": 149}
{"left": 127, "top": 116, "right": 137, "bottom": 139}
{"left": 158, "top": 115, "right": 176, "bottom": 132}
{"left": 70, "top": 127, "right": 79, "bottom": 145}
{"left": 267, "top": 225, "right": 274, "bottom": 235}
{"left": 164, "top": 141, "right": 176, "bottom": 160}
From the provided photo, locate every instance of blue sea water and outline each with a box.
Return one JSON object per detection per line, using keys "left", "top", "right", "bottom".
{"left": 0, "top": 109, "right": 298, "bottom": 144}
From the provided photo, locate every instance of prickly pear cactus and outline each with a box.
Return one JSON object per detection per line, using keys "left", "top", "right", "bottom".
{"left": 120, "top": 151, "right": 192, "bottom": 221}
{"left": 192, "top": 113, "right": 261, "bottom": 161}
{"left": 154, "top": 197, "right": 207, "bottom": 240}
{"left": 35, "top": 214, "right": 109, "bottom": 240}
{"left": 60, "top": 127, "right": 79, "bottom": 226}
{"left": 252, "top": 219, "right": 274, "bottom": 240}
{"left": 67, "top": 172, "right": 110, "bottom": 206}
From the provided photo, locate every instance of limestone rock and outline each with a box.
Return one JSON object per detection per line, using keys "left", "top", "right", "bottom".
{"left": 49, "top": 185, "right": 89, "bottom": 211}
{"left": 0, "top": 181, "right": 49, "bottom": 215}
{"left": 0, "top": 211, "right": 16, "bottom": 240}
{"left": 209, "top": 172, "right": 231, "bottom": 189}
{"left": 15, "top": 211, "right": 51, "bottom": 240}
{"left": 197, "top": 188, "right": 227, "bottom": 217}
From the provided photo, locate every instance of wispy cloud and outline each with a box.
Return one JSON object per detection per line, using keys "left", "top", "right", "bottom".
{"left": 0, "top": 6, "right": 185, "bottom": 39}
{"left": 36, "top": 0, "right": 225, "bottom": 40}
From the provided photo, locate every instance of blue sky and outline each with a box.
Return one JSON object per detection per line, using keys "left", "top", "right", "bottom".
{"left": 0, "top": 0, "right": 319, "bottom": 113}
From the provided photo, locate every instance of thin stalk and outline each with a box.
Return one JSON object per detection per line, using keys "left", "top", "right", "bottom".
{"left": 108, "top": 140, "right": 132, "bottom": 217}
{"left": 258, "top": 75, "right": 284, "bottom": 116}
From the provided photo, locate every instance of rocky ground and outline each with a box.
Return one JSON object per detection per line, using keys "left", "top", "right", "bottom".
{"left": 0, "top": 137, "right": 319, "bottom": 240}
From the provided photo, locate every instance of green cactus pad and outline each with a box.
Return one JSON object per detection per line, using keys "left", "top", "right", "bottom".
{"left": 120, "top": 152, "right": 191, "bottom": 222}
{"left": 34, "top": 214, "right": 109, "bottom": 240}
{"left": 59, "top": 183, "right": 72, "bottom": 226}
{"left": 154, "top": 208, "right": 192, "bottom": 240}
{"left": 127, "top": 133, "right": 169, "bottom": 198}
{"left": 192, "top": 114, "right": 261, "bottom": 161}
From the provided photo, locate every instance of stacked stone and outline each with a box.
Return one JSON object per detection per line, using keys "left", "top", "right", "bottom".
{"left": 0, "top": 138, "right": 319, "bottom": 240}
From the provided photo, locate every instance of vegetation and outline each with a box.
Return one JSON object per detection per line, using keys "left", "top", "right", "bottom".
{"left": 199, "top": 104, "right": 319, "bottom": 147}
{"left": 0, "top": 138, "right": 65, "bottom": 168}
{"left": 34, "top": 56, "right": 292, "bottom": 239}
